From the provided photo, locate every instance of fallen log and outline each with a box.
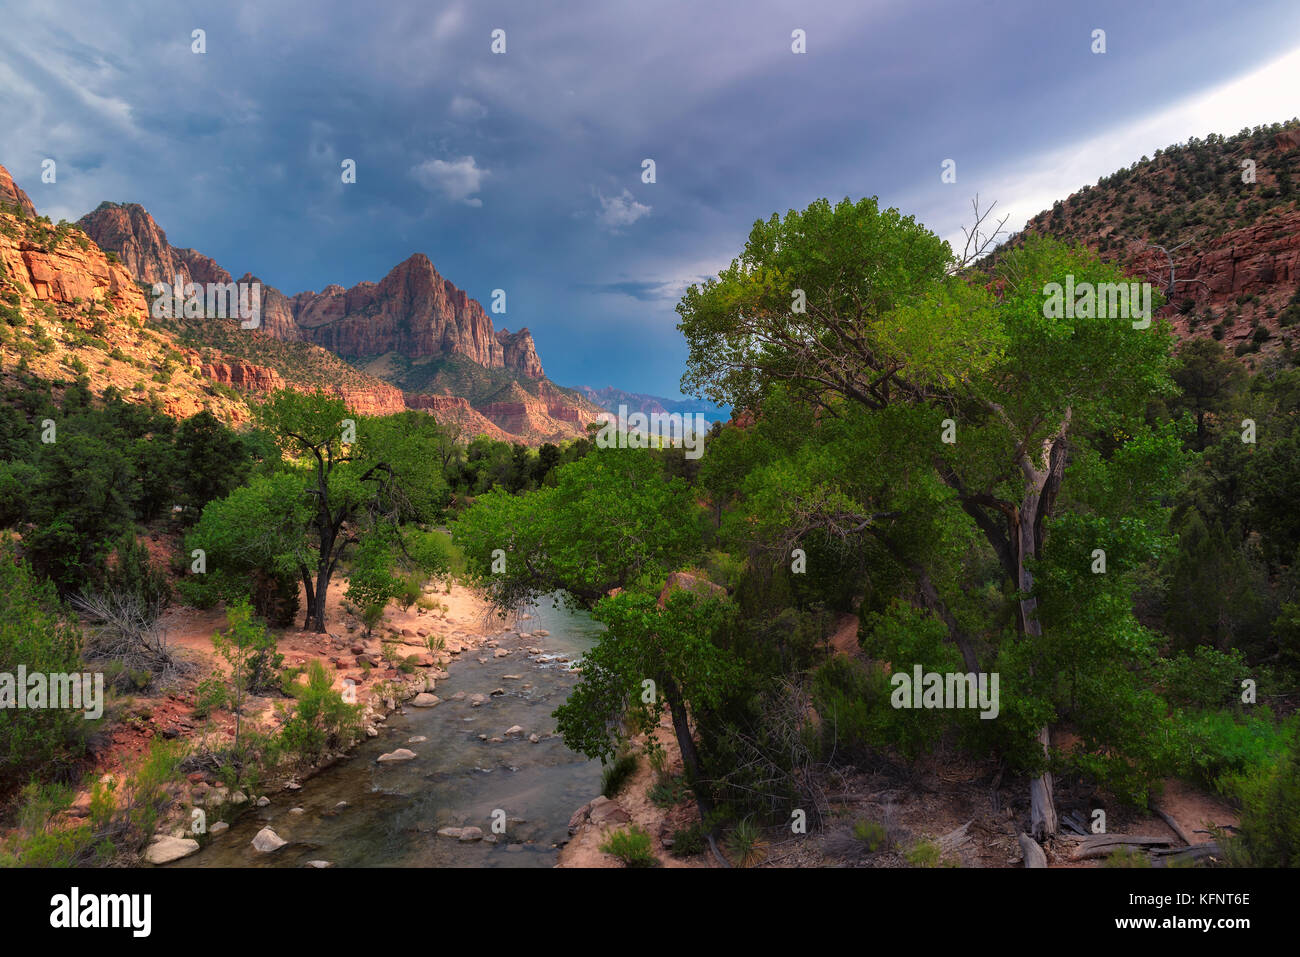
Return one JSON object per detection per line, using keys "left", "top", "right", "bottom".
{"left": 1153, "top": 841, "right": 1221, "bottom": 865}
{"left": 1152, "top": 806, "right": 1193, "bottom": 847}
{"left": 1067, "top": 835, "right": 1173, "bottom": 861}
{"left": 1018, "top": 832, "right": 1048, "bottom": 868}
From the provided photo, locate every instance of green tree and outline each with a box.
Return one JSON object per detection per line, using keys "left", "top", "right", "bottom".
{"left": 677, "top": 197, "right": 1177, "bottom": 839}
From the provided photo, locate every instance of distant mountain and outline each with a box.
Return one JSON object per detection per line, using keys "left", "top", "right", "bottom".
{"left": 75, "top": 198, "right": 603, "bottom": 442}
{"left": 578, "top": 385, "right": 730, "bottom": 423}
{"left": 999, "top": 119, "right": 1300, "bottom": 363}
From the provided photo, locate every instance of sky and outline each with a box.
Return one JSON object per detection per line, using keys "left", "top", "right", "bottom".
{"left": 1, "top": 0, "right": 1298, "bottom": 400}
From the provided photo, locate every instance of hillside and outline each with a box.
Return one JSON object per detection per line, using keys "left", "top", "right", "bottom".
{"left": 1004, "top": 119, "right": 1300, "bottom": 364}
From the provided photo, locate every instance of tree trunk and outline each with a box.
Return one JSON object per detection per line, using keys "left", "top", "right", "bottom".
{"left": 1012, "top": 444, "right": 1063, "bottom": 843}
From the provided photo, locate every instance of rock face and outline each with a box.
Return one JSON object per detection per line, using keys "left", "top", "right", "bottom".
{"left": 0, "top": 165, "right": 36, "bottom": 219}
{"left": 290, "top": 253, "right": 544, "bottom": 378}
{"left": 77, "top": 202, "right": 229, "bottom": 289}
{"left": 57, "top": 177, "right": 603, "bottom": 441}
{"left": 3, "top": 240, "right": 147, "bottom": 315}
{"left": 497, "top": 327, "right": 544, "bottom": 378}
{"left": 1124, "top": 208, "right": 1300, "bottom": 350}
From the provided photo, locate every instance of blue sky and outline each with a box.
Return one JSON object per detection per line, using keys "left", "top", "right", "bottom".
{"left": 2, "top": 0, "right": 1298, "bottom": 399}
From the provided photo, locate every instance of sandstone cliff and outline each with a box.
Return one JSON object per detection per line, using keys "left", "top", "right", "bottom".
{"left": 0, "top": 166, "right": 36, "bottom": 219}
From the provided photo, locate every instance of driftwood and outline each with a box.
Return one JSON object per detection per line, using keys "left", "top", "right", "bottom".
{"left": 1153, "top": 842, "right": 1221, "bottom": 866}
{"left": 1152, "top": 806, "right": 1193, "bottom": 847}
{"left": 1018, "top": 833, "right": 1048, "bottom": 868}
{"left": 1067, "top": 834, "right": 1172, "bottom": 861}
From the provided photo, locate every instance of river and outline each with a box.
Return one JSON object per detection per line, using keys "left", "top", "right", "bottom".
{"left": 170, "top": 597, "right": 604, "bottom": 868}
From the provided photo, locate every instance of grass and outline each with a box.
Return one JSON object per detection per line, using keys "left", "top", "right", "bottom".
{"left": 601, "top": 751, "right": 639, "bottom": 798}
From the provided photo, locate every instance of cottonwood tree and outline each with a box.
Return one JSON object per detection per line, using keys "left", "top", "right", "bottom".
{"left": 677, "top": 197, "right": 1177, "bottom": 840}
{"left": 255, "top": 390, "right": 406, "bottom": 633}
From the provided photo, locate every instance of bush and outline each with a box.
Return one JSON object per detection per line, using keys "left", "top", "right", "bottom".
{"left": 601, "top": 751, "right": 638, "bottom": 798}
{"left": 600, "top": 825, "right": 656, "bottom": 867}
{"left": 0, "top": 539, "right": 90, "bottom": 789}
{"left": 1153, "top": 647, "right": 1251, "bottom": 710}
{"left": 1165, "top": 709, "right": 1294, "bottom": 789}
{"left": 670, "top": 823, "right": 706, "bottom": 857}
{"left": 853, "top": 819, "right": 889, "bottom": 851}
{"left": 1223, "top": 726, "right": 1300, "bottom": 867}
{"left": 725, "top": 815, "right": 769, "bottom": 867}
{"left": 278, "top": 660, "right": 363, "bottom": 766}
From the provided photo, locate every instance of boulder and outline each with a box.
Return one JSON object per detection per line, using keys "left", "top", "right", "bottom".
{"left": 145, "top": 836, "right": 200, "bottom": 864}
{"left": 409, "top": 693, "right": 440, "bottom": 708}
{"left": 251, "top": 827, "right": 287, "bottom": 853}
{"left": 378, "top": 748, "right": 417, "bottom": 763}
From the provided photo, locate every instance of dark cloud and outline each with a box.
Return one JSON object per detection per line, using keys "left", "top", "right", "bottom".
{"left": 1, "top": 0, "right": 1296, "bottom": 397}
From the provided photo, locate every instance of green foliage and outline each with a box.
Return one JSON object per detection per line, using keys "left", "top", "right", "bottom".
{"left": 278, "top": 660, "right": 363, "bottom": 766}
{"left": 669, "top": 823, "right": 706, "bottom": 857}
{"left": 454, "top": 447, "right": 701, "bottom": 611}
{"left": 210, "top": 600, "right": 283, "bottom": 745}
{"left": 599, "top": 825, "right": 656, "bottom": 867}
{"left": 1164, "top": 709, "right": 1295, "bottom": 789}
{"left": 724, "top": 816, "right": 768, "bottom": 867}
{"left": 600, "top": 752, "right": 639, "bottom": 798}
{"left": 1153, "top": 647, "right": 1252, "bottom": 711}
{"left": 0, "top": 539, "right": 89, "bottom": 788}
{"left": 345, "top": 536, "right": 398, "bottom": 637}
{"left": 555, "top": 589, "right": 745, "bottom": 766}
{"left": 1222, "top": 725, "right": 1300, "bottom": 867}
{"left": 852, "top": 819, "right": 889, "bottom": 851}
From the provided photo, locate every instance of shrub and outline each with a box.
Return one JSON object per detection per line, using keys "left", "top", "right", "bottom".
{"left": 1153, "top": 647, "right": 1251, "bottom": 710}
{"left": 600, "top": 825, "right": 656, "bottom": 867}
{"left": 725, "top": 815, "right": 769, "bottom": 867}
{"left": 0, "top": 538, "right": 90, "bottom": 789}
{"left": 1223, "top": 725, "right": 1300, "bottom": 867}
{"left": 904, "top": 837, "right": 947, "bottom": 868}
{"left": 601, "top": 751, "right": 639, "bottom": 798}
{"left": 278, "top": 660, "right": 363, "bottom": 766}
{"left": 670, "top": 823, "right": 706, "bottom": 857}
{"left": 852, "top": 819, "right": 889, "bottom": 851}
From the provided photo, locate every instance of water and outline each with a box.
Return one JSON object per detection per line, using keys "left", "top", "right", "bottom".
{"left": 171, "top": 597, "right": 605, "bottom": 868}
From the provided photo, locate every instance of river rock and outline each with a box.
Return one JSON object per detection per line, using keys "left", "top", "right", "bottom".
{"left": 305, "top": 860, "right": 334, "bottom": 868}
{"left": 490, "top": 688, "right": 505, "bottom": 696}
{"left": 145, "top": 835, "right": 200, "bottom": 864}
{"left": 378, "top": 748, "right": 417, "bottom": 763}
{"left": 529, "top": 734, "right": 541, "bottom": 744}
{"left": 504, "top": 725, "right": 525, "bottom": 737}
{"left": 588, "top": 795, "right": 632, "bottom": 826}
{"left": 437, "top": 827, "right": 463, "bottom": 838}
{"left": 408, "top": 735, "right": 427, "bottom": 743}
{"left": 409, "top": 693, "right": 440, "bottom": 708}
{"left": 289, "top": 808, "right": 305, "bottom": 815}
{"left": 494, "top": 648, "right": 510, "bottom": 658}
{"left": 503, "top": 674, "right": 521, "bottom": 680}
{"left": 469, "top": 694, "right": 486, "bottom": 707}
{"left": 458, "top": 826, "right": 484, "bottom": 842}
{"left": 209, "top": 820, "right": 230, "bottom": 835}
{"left": 252, "top": 827, "right": 287, "bottom": 853}
{"left": 256, "top": 796, "right": 270, "bottom": 807}
{"left": 533, "top": 630, "right": 549, "bottom": 637}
